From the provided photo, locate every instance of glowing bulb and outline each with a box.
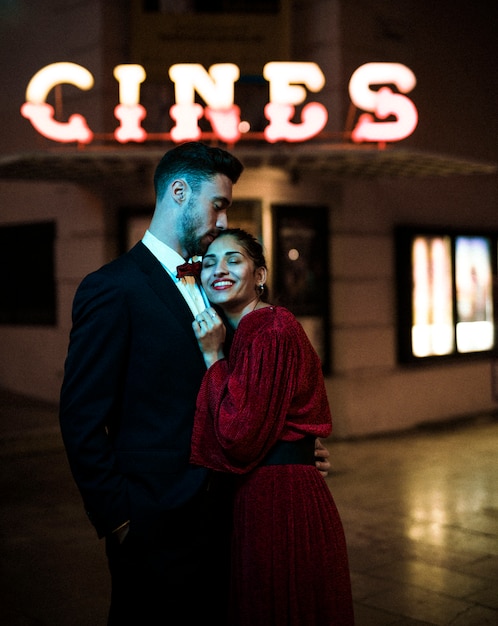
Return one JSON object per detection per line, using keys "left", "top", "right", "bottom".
{"left": 113, "top": 65, "right": 146, "bottom": 106}
{"left": 288, "top": 248, "right": 300, "bottom": 261}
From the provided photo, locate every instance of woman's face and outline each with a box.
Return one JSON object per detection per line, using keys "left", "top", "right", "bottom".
{"left": 201, "top": 235, "right": 263, "bottom": 312}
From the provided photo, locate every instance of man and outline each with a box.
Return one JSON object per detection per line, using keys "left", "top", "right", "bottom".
{"left": 59, "top": 142, "right": 330, "bottom": 625}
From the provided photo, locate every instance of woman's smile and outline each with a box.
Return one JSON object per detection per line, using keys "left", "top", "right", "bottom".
{"left": 211, "top": 279, "right": 234, "bottom": 291}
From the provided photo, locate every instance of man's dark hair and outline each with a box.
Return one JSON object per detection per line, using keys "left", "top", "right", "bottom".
{"left": 154, "top": 142, "right": 244, "bottom": 199}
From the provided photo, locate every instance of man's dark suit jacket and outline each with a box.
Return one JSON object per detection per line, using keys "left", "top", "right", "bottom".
{"left": 59, "top": 242, "right": 210, "bottom": 538}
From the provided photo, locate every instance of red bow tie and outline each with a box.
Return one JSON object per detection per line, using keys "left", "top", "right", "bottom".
{"left": 176, "top": 261, "right": 202, "bottom": 279}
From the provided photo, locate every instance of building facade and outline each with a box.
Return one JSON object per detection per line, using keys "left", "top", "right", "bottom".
{"left": 0, "top": 0, "right": 497, "bottom": 437}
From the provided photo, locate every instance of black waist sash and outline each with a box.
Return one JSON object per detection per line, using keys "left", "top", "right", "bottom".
{"left": 261, "top": 436, "right": 316, "bottom": 466}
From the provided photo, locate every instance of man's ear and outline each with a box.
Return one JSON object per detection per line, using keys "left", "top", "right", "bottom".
{"left": 171, "top": 179, "right": 188, "bottom": 204}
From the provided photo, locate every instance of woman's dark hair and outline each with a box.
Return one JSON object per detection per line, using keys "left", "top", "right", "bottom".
{"left": 215, "top": 228, "right": 269, "bottom": 301}
{"left": 154, "top": 141, "right": 244, "bottom": 200}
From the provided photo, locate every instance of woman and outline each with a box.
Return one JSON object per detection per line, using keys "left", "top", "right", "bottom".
{"left": 190, "top": 228, "right": 354, "bottom": 626}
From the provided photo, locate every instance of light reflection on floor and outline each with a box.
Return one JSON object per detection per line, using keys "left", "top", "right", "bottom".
{"left": 327, "top": 416, "right": 498, "bottom": 624}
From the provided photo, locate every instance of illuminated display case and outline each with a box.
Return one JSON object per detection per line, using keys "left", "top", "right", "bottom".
{"left": 395, "top": 226, "right": 498, "bottom": 363}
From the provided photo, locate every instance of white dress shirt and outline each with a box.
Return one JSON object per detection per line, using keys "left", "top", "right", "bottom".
{"left": 142, "top": 230, "right": 208, "bottom": 317}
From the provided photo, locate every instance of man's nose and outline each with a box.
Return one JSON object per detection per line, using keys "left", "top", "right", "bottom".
{"left": 216, "top": 211, "right": 228, "bottom": 230}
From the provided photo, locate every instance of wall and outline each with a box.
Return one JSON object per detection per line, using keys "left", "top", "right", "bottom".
{"left": 0, "top": 180, "right": 107, "bottom": 400}
{"left": 328, "top": 173, "right": 498, "bottom": 437}
{"left": 1, "top": 163, "right": 497, "bottom": 434}
{"left": 0, "top": 0, "right": 129, "bottom": 402}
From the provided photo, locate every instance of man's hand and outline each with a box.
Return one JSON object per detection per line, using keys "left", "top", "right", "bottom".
{"left": 314, "top": 438, "right": 330, "bottom": 478}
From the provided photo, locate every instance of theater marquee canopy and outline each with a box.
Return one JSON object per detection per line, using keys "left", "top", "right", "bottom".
{"left": 0, "top": 145, "right": 495, "bottom": 187}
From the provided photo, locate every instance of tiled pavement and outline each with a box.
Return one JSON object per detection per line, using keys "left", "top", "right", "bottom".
{"left": 1, "top": 390, "right": 497, "bottom": 625}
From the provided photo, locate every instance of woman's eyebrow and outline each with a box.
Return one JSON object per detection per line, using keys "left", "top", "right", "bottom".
{"left": 203, "top": 250, "right": 243, "bottom": 260}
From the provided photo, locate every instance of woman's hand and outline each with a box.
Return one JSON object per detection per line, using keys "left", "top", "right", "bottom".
{"left": 192, "top": 307, "right": 226, "bottom": 368}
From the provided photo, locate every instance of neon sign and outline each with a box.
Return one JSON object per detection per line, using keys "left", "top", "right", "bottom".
{"left": 21, "top": 61, "right": 418, "bottom": 145}
{"left": 348, "top": 63, "right": 418, "bottom": 142}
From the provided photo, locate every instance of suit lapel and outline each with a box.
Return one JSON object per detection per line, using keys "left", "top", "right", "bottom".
{"left": 129, "top": 242, "right": 202, "bottom": 345}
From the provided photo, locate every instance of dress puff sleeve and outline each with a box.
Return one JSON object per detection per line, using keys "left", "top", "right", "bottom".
{"left": 190, "top": 307, "right": 331, "bottom": 474}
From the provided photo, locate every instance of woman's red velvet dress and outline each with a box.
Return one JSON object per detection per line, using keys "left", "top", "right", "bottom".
{"left": 191, "top": 306, "right": 354, "bottom": 625}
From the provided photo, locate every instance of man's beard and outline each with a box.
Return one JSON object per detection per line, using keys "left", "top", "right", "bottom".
{"left": 180, "top": 197, "right": 206, "bottom": 258}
